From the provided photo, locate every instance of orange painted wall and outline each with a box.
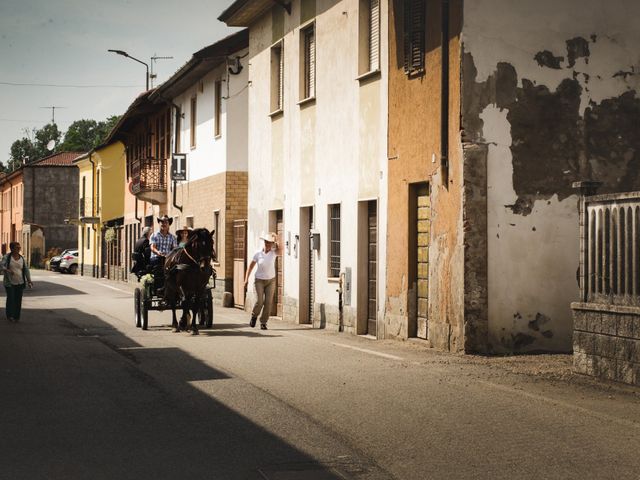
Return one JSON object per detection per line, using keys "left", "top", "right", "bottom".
{"left": 385, "top": 0, "right": 464, "bottom": 350}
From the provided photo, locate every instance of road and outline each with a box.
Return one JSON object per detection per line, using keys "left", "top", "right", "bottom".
{"left": 1, "top": 271, "right": 639, "bottom": 480}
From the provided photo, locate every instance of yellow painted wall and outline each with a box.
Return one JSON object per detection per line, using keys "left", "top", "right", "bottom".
{"left": 95, "top": 142, "right": 125, "bottom": 222}
{"left": 76, "top": 157, "right": 97, "bottom": 274}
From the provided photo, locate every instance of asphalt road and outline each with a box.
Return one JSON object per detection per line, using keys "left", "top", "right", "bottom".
{"left": 1, "top": 271, "right": 639, "bottom": 480}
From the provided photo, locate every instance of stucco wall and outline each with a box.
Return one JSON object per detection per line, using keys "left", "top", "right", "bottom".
{"left": 386, "top": 0, "right": 464, "bottom": 350}
{"left": 461, "top": 0, "right": 640, "bottom": 352}
{"left": 246, "top": 0, "right": 388, "bottom": 331}
{"left": 174, "top": 51, "right": 249, "bottom": 181}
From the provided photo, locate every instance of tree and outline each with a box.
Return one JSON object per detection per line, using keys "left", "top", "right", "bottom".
{"left": 60, "top": 115, "right": 121, "bottom": 151}
{"left": 7, "top": 123, "right": 62, "bottom": 171}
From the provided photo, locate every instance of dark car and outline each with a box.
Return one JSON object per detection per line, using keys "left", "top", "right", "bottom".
{"left": 49, "top": 249, "right": 73, "bottom": 272}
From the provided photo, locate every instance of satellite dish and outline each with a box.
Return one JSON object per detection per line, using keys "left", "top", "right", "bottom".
{"left": 46, "top": 140, "right": 56, "bottom": 151}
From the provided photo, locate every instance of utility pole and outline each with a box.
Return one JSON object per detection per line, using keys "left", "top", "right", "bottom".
{"left": 150, "top": 54, "right": 174, "bottom": 88}
{"left": 40, "top": 106, "right": 66, "bottom": 123}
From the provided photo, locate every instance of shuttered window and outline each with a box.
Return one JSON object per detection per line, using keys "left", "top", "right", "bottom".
{"left": 302, "top": 24, "right": 316, "bottom": 99}
{"left": 270, "top": 42, "right": 284, "bottom": 113}
{"left": 403, "top": 0, "right": 425, "bottom": 75}
{"left": 369, "top": 0, "right": 380, "bottom": 71}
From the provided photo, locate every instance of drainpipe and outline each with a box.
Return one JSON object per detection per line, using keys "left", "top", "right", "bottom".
{"left": 440, "top": 0, "right": 450, "bottom": 187}
{"left": 87, "top": 150, "right": 98, "bottom": 277}
{"left": 336, "top": 271, "right": 345, "bottom": 332}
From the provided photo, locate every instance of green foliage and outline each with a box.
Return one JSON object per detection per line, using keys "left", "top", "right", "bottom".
{"left": 8, "top": 123, "right": 62, "bottom": 171}
{"left": 60, "top": 115, "right": 121, "bottom": 151}
{"left": 6, "top": 115, "right": 121, "bottom": 173}
{"left": 104, "top": 227, "right": 117, "bottom": 243}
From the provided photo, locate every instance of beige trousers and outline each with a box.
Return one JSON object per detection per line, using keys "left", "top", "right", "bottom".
{"left": 252, "top": 278, "right": 276, "bottom": 324}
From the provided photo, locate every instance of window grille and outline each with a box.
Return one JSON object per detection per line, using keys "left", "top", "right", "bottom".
{"left": 369, "top": 0, "right": 380, "bottom": 71}
{"left": 329, "top": 204, "right": 341, "bottom": 278}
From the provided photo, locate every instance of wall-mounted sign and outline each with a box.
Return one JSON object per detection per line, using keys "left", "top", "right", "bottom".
{"left": 171, "top": 153, "right": 187, "bottom": 181}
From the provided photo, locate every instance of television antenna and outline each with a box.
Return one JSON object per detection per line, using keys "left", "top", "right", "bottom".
{"left": 40, "top": 105, "right": 66, "bottom": 123}
{"left": 150, "top": 54, "right": 173, "bottom": 88}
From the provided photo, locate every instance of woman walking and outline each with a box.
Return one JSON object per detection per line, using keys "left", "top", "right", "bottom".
{"left": 2, "top": 242, "right": 33, "bottom": 322}
{"left": 244, "top": 232, "right": 278, "bottom": 330}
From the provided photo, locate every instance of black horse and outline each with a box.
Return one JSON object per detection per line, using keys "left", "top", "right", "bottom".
{"left": 163, "top": 228, "right": 215, "bottom": 335}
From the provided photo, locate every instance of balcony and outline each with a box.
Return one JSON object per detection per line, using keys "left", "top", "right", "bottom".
{"left": 130, "top": 157, "right": 167, "bottom": 205}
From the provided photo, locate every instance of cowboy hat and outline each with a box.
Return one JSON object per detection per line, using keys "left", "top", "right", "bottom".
{"left": 259, "top": 232, "right": 277, "bottom": 243}
{"left": 157, "top": 215, "right": 173, "bottom": 225}
{"left": 176, "top": 226, "right": 193, "bottom": 235}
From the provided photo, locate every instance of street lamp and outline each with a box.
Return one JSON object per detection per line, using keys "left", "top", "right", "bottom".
{"left": 108, "top": 49, "right": 149, "bottom": 91}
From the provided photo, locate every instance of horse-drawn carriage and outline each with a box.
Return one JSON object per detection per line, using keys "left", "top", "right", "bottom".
{"left": 132, "top": 228, "right": 216, "bottom": 334}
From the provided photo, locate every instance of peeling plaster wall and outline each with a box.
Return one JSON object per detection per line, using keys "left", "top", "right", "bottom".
{"left": 462, "top": 0, "right": 640, "bottom": 352}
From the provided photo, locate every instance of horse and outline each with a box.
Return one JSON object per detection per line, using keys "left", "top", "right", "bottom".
{"left": 163, "top": 228, "right": 215, "bottom": 335}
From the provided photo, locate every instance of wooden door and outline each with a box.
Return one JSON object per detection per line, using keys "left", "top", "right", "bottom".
{"left": 233, "top": 220, "right": 247, "bottom": 308}
{"left": 367, "top": 201, "right": 377, "bottom": 336}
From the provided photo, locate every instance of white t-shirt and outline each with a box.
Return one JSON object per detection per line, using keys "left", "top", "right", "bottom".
{"left": 252, "top": 249, "right": 277, "bottom": 280}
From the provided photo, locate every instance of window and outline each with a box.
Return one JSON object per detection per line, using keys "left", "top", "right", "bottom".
{"left": 190, "top": 96, "right": 197, "bottom": 148}
{"left": 214, "top": 80, "right": 222, "bottom": 137}
{"left": 270, "top": 42, "right": 284, "bottom": 113}
{"left": 96, "top": 170, "right": 100, "bottom": 214}
{"left": 403, "top": 0, "right": 426, "bottom": 75}
{"left": 185, "top": 216, "right": 194, "bottom": 228}
{"left": 299, "top": 23, "right": 315, "bottom": 101}
{"left": 175, "top": 106, "right": 182, "bottom": 152}
{"left": 328, "top": 203, "right": 341, "bottom": 278}
{"left": 213, "top": 210, "right": 219, "bottom": 262}
{"left": 359, "top": 0, "right": 380, "bottom": 75}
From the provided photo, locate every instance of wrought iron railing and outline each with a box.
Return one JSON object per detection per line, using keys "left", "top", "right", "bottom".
{"left": 579, "top": 190, "right": 640, "bottom": 306}
{"left": 130, "top": 157, "right": 166, "bottom": 195}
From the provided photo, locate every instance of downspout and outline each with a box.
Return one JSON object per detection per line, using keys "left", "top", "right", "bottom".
{"left": 87, "top": 150, "right": 98, "bottom": 277}
{"left": 440, "top": 0, "right": 450, "bottom": 188}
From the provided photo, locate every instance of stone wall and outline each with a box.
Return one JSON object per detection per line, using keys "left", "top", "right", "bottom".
{"left": 572, "top": 302, "right": 640, "bottom": 386}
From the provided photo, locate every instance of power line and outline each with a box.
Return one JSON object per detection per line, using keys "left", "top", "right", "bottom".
{"left": 0, "top": 81, "right": 142, "bottom": 88}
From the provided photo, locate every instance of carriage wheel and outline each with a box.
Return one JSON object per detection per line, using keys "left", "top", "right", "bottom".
{"left": 141, "top": 290, "right": 149, "bottom": 330}
{"left": 134, "top": 288, "right": 142, "bottom": 328}
{"left": 204, "top": 290, "right": 213, "bottom": 329}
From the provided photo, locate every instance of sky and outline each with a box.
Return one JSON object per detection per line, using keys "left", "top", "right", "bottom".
{"left": 0, "top": 0, "right": 239, "bottom": 162}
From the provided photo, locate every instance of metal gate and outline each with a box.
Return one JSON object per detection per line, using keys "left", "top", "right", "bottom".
{"left": 416, "top": 185, "right": 429, "bottom": 339}
{"left": 233, "top": 219, "right": 247, "bottom": 308}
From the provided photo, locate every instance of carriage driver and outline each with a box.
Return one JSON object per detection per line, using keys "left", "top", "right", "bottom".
{"left": 149, "top": 215, "right": 178, "bottom": 267}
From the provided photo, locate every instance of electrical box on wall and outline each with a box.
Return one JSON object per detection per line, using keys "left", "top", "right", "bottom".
{"left": 310, "top": 229, "right": 320, "bottom": 251}
{"left": 344, "top": 268, "right": 352, "bottom": 306}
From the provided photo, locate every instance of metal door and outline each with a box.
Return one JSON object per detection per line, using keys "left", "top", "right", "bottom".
{"left": 367, "top": 201, "right": 377, "bottom": 336}
{"left": 233, "top": 220, "right": 247, "bottom": 308}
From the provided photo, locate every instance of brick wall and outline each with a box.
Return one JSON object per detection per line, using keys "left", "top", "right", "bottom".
{"left": 572, "top": 302, "right": 640, "bottom": 386}
{"left": 170, "top": 171, "right": 248, "bottom": 301}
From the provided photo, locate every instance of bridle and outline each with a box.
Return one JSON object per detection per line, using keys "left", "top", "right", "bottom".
{"left": 180, "top": 234, "right": 212, "bottom": 271}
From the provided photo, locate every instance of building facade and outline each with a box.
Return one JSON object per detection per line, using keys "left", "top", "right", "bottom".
{"left": 221, "top": 0, "right": 389, "bottom": 333}
{"left": 150, "top": 30, "right": 250, "bottom": 305}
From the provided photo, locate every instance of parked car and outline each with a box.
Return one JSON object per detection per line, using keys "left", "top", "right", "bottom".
{"left": 49, "top": 249, "right": 73, "bottom": 272}
{"left": 59, "top": 250, "right": 79, "bottom": 274}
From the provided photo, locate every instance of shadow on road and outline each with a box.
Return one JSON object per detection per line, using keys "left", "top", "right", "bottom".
{"left": 0, "top": 306, "right": 379, "bottom": 480}
{"left": 0, "top": 280, "right": 89, "bottom": 297}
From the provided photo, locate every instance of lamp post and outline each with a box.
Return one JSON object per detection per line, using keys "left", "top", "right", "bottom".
{"left": 108, "top": 49, "right": 149, "bottom": 91}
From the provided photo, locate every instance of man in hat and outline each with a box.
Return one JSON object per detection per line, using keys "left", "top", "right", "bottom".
{"left": 149, "top": 215, "right": 177, "bottom": 267}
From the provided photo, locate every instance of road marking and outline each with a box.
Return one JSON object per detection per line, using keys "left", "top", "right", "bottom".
{"left": 94, "top": 283, "right": 131, "bottom": 294}
{"left": 478, "top": 379, "right": 640, "bottom": 429}
{"left": 331, "top": 342, "right": 404, "bottom": 361}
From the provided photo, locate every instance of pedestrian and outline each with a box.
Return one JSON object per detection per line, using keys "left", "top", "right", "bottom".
{"left": 1, "top": 242, "right": 33, "bottom": 323}
{"left": 244, "top": 232, "right": 278, "bottom": 330}
{"left": 131, "top": 226, "right": 152, "bottom": 274}
{"left": 149, "top": 215, "right": 177, "bottom": 268}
